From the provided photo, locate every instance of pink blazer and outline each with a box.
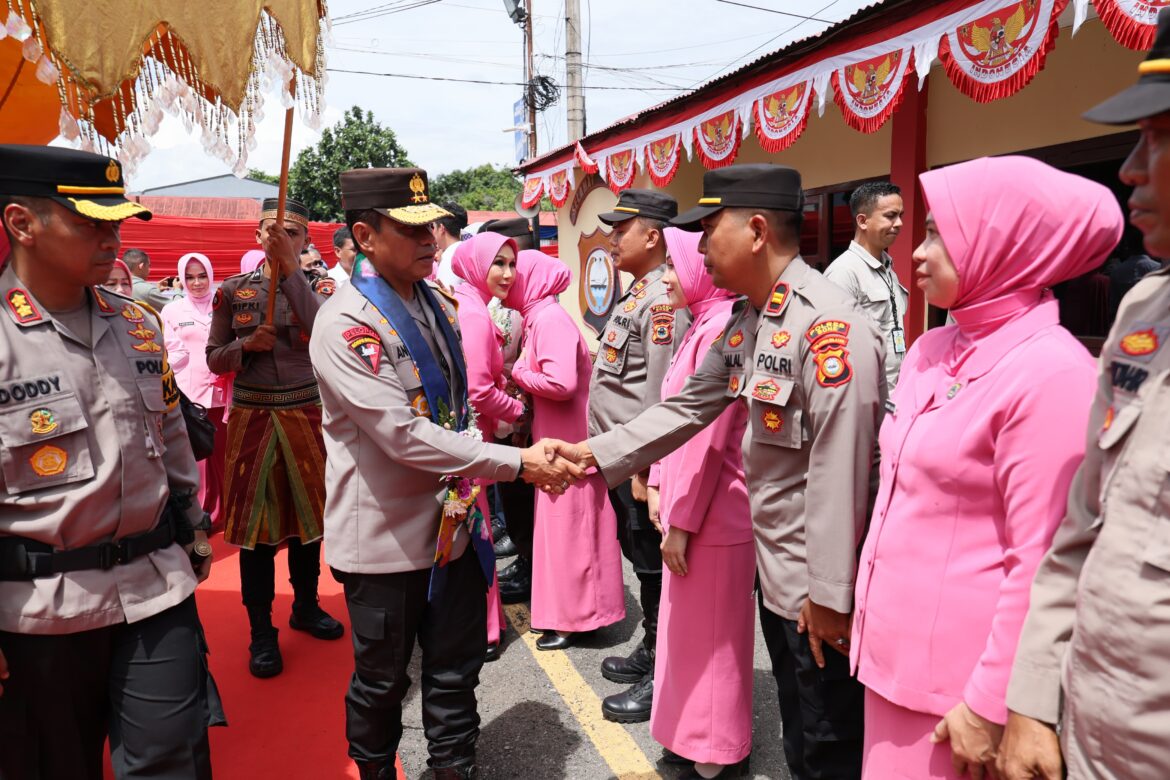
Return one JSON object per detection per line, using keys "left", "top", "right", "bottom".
{"left": 454, "top": 285, "right": 524, "bottom": 440}
{"left": 649, "top": 300, "right": 751, "bottom": 545}
{"left": 851, "top": 299, "right": 1095, "bottom": 724}
{"left": 162, "top": 295, "right": 225, "bottom": 409}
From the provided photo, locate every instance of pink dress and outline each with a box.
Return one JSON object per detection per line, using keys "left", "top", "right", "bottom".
{"left": 648, "top": 228, "right": 754, "bottom": 765}
{"left": 851, "top": 156, "right": 1122, "bottom": 778}
{"left": 507, "top": 251, "right": 625, "bottom": 632}
{"left": 452, "top": 234, "right": 526, "bottom": 646}
{"left": 162, "top": 253, "right": 229, "bottom": 530}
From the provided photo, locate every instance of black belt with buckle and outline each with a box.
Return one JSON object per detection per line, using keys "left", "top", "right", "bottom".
{"left": 0, "top": 509, "right": 192, "bottom": 581}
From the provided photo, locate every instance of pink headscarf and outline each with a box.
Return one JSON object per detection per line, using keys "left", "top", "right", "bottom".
{"left": 178, "top": 252, "right": 215, "bottom": 315}
{"left": 504, "top": 250, "right": 571, "bottom": 318}
{"left": 240, "top": 249, "right": 265, "bottom": 274}
{"left": 663, "top": 227, "right": 732, "bottom": 317}
{"left": 922, "top": 156, "right": 1123, "bottom": 337}
{"left": 111, "top": 258, "right": 132, "bottom": 284}
{"left": 453, "top": 232, "right": 517, "bottom": 306}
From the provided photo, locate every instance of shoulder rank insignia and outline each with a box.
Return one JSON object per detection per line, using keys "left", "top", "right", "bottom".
{"left": 763, "top": 282, "right": 790, "bottom": 317}
{"left": 6, "top": 288, "right": 42, "bottom": 324}
{"left": 91, "top": 287, "right": 116, "bottom": 314}
{"left": 344, "top": 325, "right": 383, "bottom": 374}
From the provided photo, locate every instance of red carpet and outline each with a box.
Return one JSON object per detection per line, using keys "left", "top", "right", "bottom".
{"left": 105, "top": 536, "right": 405, "bottom": 779}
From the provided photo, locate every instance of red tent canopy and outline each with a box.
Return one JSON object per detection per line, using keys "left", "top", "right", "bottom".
{"left": 117, "top": 214, "right": 345, "bottom": 282}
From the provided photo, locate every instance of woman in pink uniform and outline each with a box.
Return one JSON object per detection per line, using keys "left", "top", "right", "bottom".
{"left": 506, "top": 250, "right": 625, "bottom": 650}
{"left": 850, "top": 157, "right": 1124, "bottom": 779}
{"left": 647, "top": 228, "right": 753, "bottom": 779}
{"left": 161, "top": 252, "right": 230, "bottom": 531}
{"left": 451, "top": 233, "right": 526, "bottom": 661}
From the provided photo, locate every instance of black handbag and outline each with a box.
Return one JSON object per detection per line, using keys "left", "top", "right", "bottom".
{"left": 179, "top": 390, "right": 217, "bottom": 461}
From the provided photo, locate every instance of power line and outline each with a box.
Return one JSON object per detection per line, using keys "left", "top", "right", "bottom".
{"left": 714, "top": 0, "right": 837, "bottom": 22}
{"left": 332, "top": 0, "right": 443, "bottom": 26}
{"left": 327, "top": 67, "right": 688, "bottom": 91}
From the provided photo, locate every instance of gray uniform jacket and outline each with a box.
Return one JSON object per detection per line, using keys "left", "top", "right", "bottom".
{"left": 0, "top": 265, "right": 202, "bottom": 634}
{"left": 587, "top": 265, "right": 679, "bottom": 437}
{"left": 206, "top": 268, "right": 325, "bottom": 387}
{"left": 589, "top": 257, "right": 885, "bottom": 618}
{"left": 1006, "top": 266, "right": 1170, "bottom": 777}
{"left": 824, "top": 241, "right": 906, "bottom": 394}
{"left": 310, "top": 281, "right": 521, "bottom": 575}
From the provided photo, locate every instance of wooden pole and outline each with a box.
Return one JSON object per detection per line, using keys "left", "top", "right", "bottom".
{"left": 266, "top": 78, "right": 296, "bottom": 325}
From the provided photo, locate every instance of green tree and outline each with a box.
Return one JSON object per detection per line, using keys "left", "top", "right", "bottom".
{"left": 246, "top": 168, "right": 279, "bottom": 185}
{"left": 288, "top": 106, "right": 413, "bottom": 221}
{"left": 430, "top": 164, "right": 525, "bottom": 212}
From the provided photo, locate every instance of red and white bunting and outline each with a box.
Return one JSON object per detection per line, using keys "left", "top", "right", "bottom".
{"left": 753, "top": 81, "right": 813, "bottom": 153}
{"left": 939, "top": 0, "right": 1066, "bottom": 103}
{"left": 574, "top": 141, "right": 599, "bottom": 174}
{"left": 832, "top": 47, "right": 915, "bottom": 133}
{"left": 520, "top": 175, "right": 545, "bottom": 209}
{"left": 604, "top": 148, "right": 638, "bottom": 194}
{"left": 644, "top": 132, "right": 683, "bottom": 187}
{"left": 1094, "top": 0, "right": 1170, "bottom": 49}
{"left": 693, "top": 110, "right": 742, "bottom": 169}
{"left": 548, "top": 168, "right": 573, "bottom": 207}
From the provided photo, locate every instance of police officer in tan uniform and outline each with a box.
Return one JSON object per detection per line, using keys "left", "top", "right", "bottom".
{"left": 206, "top": 197, "right": 342, "bottom": 679}
{"left": 0, "top": 145, "right": 219, "bottom": 779}
{"left": 999, "top": 13, "right": 1170, "bottom": 780}
{"left": 309, "top": 167, "right": 583, "bottom": 780}
{"left": 588, "top": 188, "right": 680, "bottom": 723}
{"left": 556, "top": 165, "right": 885, "bottom": 779}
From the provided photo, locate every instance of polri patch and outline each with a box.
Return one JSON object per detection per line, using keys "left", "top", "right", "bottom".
{"left": 314, "top": 278, "right": 336, "bottom": 297}
{"left": 650, "top": 304, "right": 674, "bottom": 346}
{"left": 344, "top": 326, "right": 383, "bottom": 373}
{"left": 7, "top": 288, "right": 41, "bottom": 324}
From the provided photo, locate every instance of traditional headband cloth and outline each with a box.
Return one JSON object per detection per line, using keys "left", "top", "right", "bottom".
{"left": 259, "top": 197, "right": 311, "bottom": 228}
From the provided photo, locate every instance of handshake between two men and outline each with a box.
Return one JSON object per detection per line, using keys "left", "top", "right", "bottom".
{"left": 516, "top": 440, "right": 598, "bottom": 495}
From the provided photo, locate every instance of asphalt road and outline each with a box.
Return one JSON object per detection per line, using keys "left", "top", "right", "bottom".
{"left": 395, "top": 555, "right": 793, "bottom": 780}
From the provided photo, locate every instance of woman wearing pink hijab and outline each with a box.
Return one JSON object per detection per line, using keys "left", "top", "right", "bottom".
{"left": 647, "top": 228, "right": 752, "bottom": 779}
{"left": 452, "top": 232, "right": 526, "bottom": 661}
{"left": 162, "top": 252, "right": 230, "bottom": 530}
{"left": 506, "top": 250, "right": 625, "bottom": 649}
{"left": 851, "top": 157, "right": 1124, "bottom": 779}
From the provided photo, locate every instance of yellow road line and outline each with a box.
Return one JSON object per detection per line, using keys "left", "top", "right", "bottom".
{"left": 504, "top": 603, "right": 661, "bottom": 780}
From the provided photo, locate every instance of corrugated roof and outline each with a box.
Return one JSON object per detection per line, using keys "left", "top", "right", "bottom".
{"left": 519, "top": 0, "right": 918, "bottom": 172}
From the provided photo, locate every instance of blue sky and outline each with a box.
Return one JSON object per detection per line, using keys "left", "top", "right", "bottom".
{"left": 123, "top": 0, "right": 875, "bottom": 191}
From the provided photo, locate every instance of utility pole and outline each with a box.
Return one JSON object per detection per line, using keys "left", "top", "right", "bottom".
{"left": 565, "top": 0, "right": 585, "bottom": 141}
{"left": 525, "top": 0, "right": 538, "bottom": 159}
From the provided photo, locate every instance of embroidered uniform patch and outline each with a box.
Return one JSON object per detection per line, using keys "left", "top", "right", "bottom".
{"left": 29, "top": 408, "right": 57, "bottom": 435}
{"left": 764, "top": 282, "right": 790, "bottom": 317}
{"left": 121, "top": 304, "right": 145, "bottom": 323}
{"left": 344, "top": 326, "right": 383, "bottom": 373}
{"left": 30, "top": 444, "right": 67, "bottom": 477}
{"left": 6, "top": 289, "right": 41, "bottom": 324}
{"left": 771, "top": 331, "right": 791, "bottom": 349}
{"left": 235, "top": 288, "right": 258, "bottom": 300}
{"left": 806, "top": 320, "right": 852, "bottom": 388}
{"left": 314, "top": 278, "right": 336, "bottom": 297}
{"left": 604, "top": 346, "right": 619, "bottom": 363}
{"left": 729, "top": 375, "right": 741, "bottom": 394}
{"left": 212, "top": 289, "right": 224, "bottom": 310}
{"left": 92, "top": 288, "right": 115, "bottom": 313}
{"left": 1120, "top": 328, "right": 1159, "bottom": 356}
{"left": 623, "top": 300, "right": 637, "bottom": 313}
{"left": 752, "top": 379, "right": 781, "bottom": 402}
{"left": 650, "top": 304, "right": 674, "bottom": 345}
{"left": 410, "top": 392, "right": 431, "bottom": 417}
{"left": 712, "top": 330, "right": 725, "bottom": 348}
{"left": 161, "top": 353, "right": 180, "bottom": 411}
{"left": 761, "top": 408, "right": 783, "bottom": 433}
{"left": 235, "top": 312, "right": 255, "bottom": 326}
{"left": 728, "top": 330, "right": 744, "bottom": 348}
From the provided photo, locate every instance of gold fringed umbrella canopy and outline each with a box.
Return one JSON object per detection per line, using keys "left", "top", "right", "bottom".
{"left": 0, "top": 0, "right": 328, "bottom": 175}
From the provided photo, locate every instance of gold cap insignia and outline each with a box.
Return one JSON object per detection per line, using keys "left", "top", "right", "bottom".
{"left": 409, "top": 173, "right": 428, "bottom": 204}
{"left": 105, "top": 160, "right": 120, "bottom": 183}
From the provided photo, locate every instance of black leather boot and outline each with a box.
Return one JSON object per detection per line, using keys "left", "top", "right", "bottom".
{"left": 498, "top": 557, "right": 531, "bottom": 604}
{"left": 248, "top": 626, "right": 283, "bottom": 678}
{"left": 431, "top": 760, "right": 478, "bottom": 779}
{"left": 354, "top": 760, "right": 396, "bottom": 780}
{"left": 493, "top": 532, "right": 518, "bottom": 557}
{"left": 601, "top": 672, "right": 653, "bottom": 723}
{"left": 290, "top": 599, "right": 344, "bottom": 640}
{"left": 497, "top": 555, "right": 529, "bottom": 583}
{"left": 601, "top": 644, "right": 653, "bottom": 684}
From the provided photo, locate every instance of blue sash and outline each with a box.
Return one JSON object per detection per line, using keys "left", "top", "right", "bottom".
{"left": 349, "top": 255, "right": 495, "bottom": 601}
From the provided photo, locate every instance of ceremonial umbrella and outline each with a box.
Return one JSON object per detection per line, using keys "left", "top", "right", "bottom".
{"left": 0, "top": 0, "right": 330, "bottom": 315}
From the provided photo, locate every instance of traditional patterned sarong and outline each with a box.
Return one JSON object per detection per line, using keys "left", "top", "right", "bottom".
{"left": 222, "top": 380, "right": 326, "bottom": 549}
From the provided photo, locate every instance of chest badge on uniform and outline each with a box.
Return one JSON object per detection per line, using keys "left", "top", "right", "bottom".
{"left": 623, "top": 300, "right": 637, "bottom": 313}
{"left": 761, "top": 408, "right": 783, "bottom": 433}
{"left": 947, "top": 382, "right": 962, "bottom": 399}
{"left": 729, "top": 375, "right": 741, "bottom": 394}
{"left": 606, "top": 331, "right": 617, "bottom": 343}
{"left": 1120, "top": 328, "right": 1159, "bottom": 357}
{"left": 29, "top": 444, "right": 67, "bottom": 477}
{"left": 604, "top": 345, "right": 620, "bottom": 363}
{"left": 728, "top": 330, "right": 744, "bottom": 348}
{"left": 121, "top": 303, "right": 145, "bottom": 323}
{"left": 410, "top": 392, "right": 431, "bottom": 418}
{"left": 752, "top": 379, "right": 781, "bottom": 402}
{"left": 650, "top": 304, "right": 674, "bottom": 345}
{"left": 235, "top": 288, "right": 259, "bottom": 300}
{"left": 235, "top": 312, "right": 255, "bottom": 326}
{"left": 344, "top": 326, "right": 383, "bottom": 373}
{"left": 771, "top": 331, "right": 791, "bottom": 349}
{"left": 29, "top": 408, "right": 57, "bottom": 435}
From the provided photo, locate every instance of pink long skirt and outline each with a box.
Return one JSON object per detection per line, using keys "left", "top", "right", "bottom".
{"left": 651, "top": 540, "right": 755, "bottom": 765}
{"left": 530, "top": 472, "right": 625, "bottom": 632}
{"left": 862, "top": 688, "right": 963, "bottom": 779}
